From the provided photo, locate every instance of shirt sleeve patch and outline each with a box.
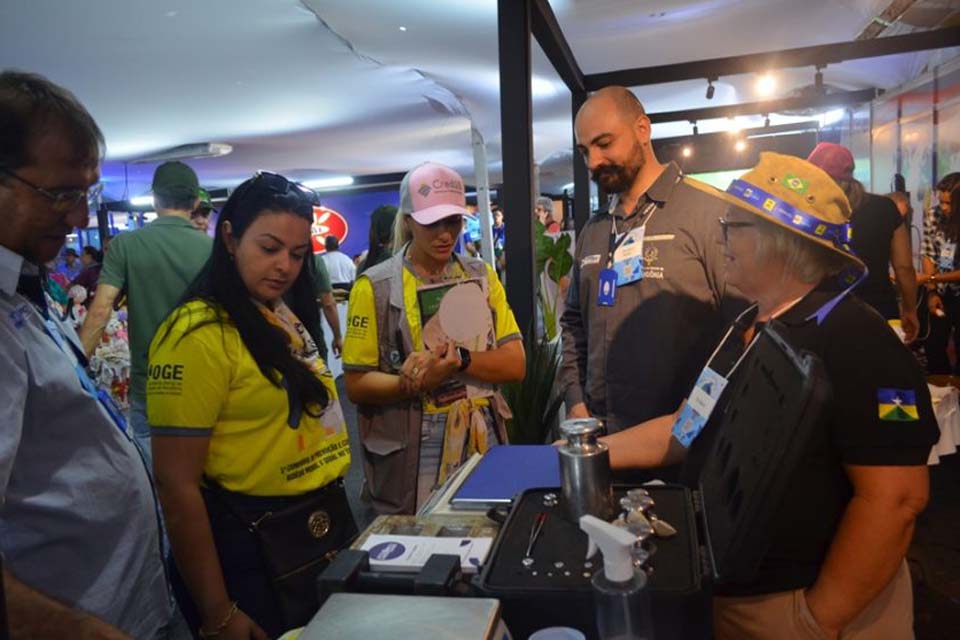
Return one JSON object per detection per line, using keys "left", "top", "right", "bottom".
{"left": 877, "top": 388, "right": 919, "bottom": 421}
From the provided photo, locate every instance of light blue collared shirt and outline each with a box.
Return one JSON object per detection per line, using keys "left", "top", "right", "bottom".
{"left": 0, "top": 244, "right": 172, "bottom": 637}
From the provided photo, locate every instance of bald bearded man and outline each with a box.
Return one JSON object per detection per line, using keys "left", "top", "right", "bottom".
{"left": 560, "top": 86, "right": 745, "bottom": 435}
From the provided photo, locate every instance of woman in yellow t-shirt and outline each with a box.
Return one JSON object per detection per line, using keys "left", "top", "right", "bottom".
{"left": 148, "top": 172, "right": 355, "bottom": 639}
{"left": 342, "top": 162, "right": 525, "bottom": 515}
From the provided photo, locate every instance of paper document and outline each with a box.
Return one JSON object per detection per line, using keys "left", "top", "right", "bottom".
{"left": 360, "top": 534, "right": 493, "bottom": 574}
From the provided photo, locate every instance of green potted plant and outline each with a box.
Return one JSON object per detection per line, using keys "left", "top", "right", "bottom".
{"left": 503, "top": 222, "right": 574, "bottom": 443}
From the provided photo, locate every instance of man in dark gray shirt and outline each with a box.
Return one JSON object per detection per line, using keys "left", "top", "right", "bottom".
{"left": 560, "top": 86, "right": 743, "bottom": 433}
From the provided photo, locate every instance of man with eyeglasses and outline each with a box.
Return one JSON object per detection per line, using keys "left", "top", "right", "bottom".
{"left": 561, "top": 86, "right": 745, "bottom": 437}
{"left": 81, "top": 160, "right": 212, "bottom": 464}
{"left": 0, "top": 71, "right": 181, "bottom": 638}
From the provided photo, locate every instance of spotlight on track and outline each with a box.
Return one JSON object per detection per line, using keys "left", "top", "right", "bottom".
{"left": 705, "top": 78, "right": 716, "bottom": 100}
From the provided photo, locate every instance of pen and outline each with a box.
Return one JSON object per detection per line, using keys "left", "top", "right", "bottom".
{"left": 525, "top": 512, "right": 548, "bottom": 558}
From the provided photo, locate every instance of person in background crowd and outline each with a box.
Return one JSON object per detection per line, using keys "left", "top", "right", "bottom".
{"left": 492, "top": 206, "right": 506, "bottom": 279}
{"left": 313, "top": 250, "right": 343, "bottom": 358}
{"left": 535, "top": 196, "right": 560, "bottom": 233}
{"left": 81, "top": 160, "right": 212, "bottom": 464}
{"left": 149, "top": 171, "right": 355, "bottom": 639}
{"left": 352, "top": 252, "right": 364, "bottom": 267}
{"left": 190, "top": 187, "right": 214, "bottom": 233}
{"left": 57, "top": 245, "right": 81, "bottom": 280}
{"left": 807, "top": 142, "right": 918, "bottom": 341}
{"left": 561, "top": 85, "right": 743, "bottom": 434}
{"left": 604, "top": 153, "right": 936, "bottom": 640}
{"left": 0, "top": 69, "right": 179, "bottom": 640}
{"left": 321, "top": 234, "right": 356, "bottom": 290}
{"left": 921, "top": 173, "right": 960, "bottom": 373}
{"left": 358, "top": 204, "right": 397, "bottom": 274}
{"left": 69, "top": 244, "right": 102, "bottom": 303}
{"left": 343, "top": 162, "right": 525, "bottom": 514}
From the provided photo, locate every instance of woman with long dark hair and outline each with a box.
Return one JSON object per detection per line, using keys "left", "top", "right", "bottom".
{"left": 148, "top": 172, "right": 355, "bottom": 639}
{"left": 922, "top": 174, "right": 960, "bottom": 373}
{"left": 357, "top": 204, "right": 397, "bottom": 274}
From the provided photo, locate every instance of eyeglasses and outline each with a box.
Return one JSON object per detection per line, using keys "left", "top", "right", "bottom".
{"left": 0, "top": 166, "right": 103, "bottom": 212}
{"left": 718, "top": 217, "right": 754, "bottom": 243}
{"left": 248, "top": 171, "right": 319, "bottom": 207}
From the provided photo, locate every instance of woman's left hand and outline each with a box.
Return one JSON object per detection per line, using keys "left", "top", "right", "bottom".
{"left": 416, "top": 342, "right": 461, "bottom": 392}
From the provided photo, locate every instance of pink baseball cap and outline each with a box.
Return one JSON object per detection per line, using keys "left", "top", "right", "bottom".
{"left": 399, "top": 162, "right": 473, "bottom": 225}
{"left": 806, "top": 142, "right": 855, "bottom": 182}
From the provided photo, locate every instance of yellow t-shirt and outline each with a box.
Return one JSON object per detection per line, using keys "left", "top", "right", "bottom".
{"left": 342, "top": 260, "right": 521, "bottom": 414}
{"left": 147, "top": 301, "right": 350, "bottom": 496}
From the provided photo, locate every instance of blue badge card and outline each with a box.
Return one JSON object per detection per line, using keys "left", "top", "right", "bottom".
{"left": 597, "top": 268, "right": 618, "bottom": 306}
{"left": 672, "top": 366, "right": 729, "bottom": 448}
{"left": 613, "top": 226, "right": 645, "bottom": 286}
{"left": 939, "top": 241, "right": 956, "bottom": 271}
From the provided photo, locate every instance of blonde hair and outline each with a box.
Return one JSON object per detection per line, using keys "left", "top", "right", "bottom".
{"left": 835, "top": 177, "right": 865, "bottom": 211}
{"left": 391, "top": 211, "right": 412, "bottom": 255}
{"left": 752, "top": 217, "right": 849, "bottom": 284}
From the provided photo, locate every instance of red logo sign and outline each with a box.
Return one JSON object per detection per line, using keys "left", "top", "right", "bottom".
{"left": 311, "top": 206, "right": 349, "bottom": 254}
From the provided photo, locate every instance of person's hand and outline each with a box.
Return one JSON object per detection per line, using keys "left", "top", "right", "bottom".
{"left": 567, "top": 402, "right": 590, "bottom": 419}
{"left": 916, "top": 273, "right": 930, "bottom": 286}
{"left": 331, "top": 335, "right": 343, "bottom": 358}
{"left": 900, "top": 308, "right": 919, "bottom": 343}
{"left": 206, "top": 609, "right": 268, "bottom": 640}
{"left": 418, "top": 342, "right": 460, "bottom": 392}
{"left": 928, "top": 291, "right": 945, "bottom": 317}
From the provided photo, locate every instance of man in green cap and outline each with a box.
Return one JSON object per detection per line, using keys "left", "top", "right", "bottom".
{"left": 190, "top": 187, "right": 214, "bottom": 233}
{"left": 81, "top": 160, "right": 212, "bottom": 464}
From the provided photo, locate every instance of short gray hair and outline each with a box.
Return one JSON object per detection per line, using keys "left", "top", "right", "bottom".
{"left": 536, "top": 196, "right": 553, "bottom": 212}
{"left": 752, "top": 217, "right": 849, "bottom": 284}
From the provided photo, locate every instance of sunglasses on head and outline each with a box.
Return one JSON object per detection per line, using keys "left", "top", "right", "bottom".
{"left": 235, "top": 171, "right": 319, "bottom": 209}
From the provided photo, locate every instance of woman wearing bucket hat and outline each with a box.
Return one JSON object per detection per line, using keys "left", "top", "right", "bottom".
{"left": 602, "top": 153, "right": 937, "bottom": 639}
{"left": 342, "top": 162, "right": 525, "bottom": 514}
{"left": 806, "top": 142, "right": 919, "bottom": 342}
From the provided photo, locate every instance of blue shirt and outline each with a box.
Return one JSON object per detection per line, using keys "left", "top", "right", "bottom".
{"left": 0, "top": 244, "right": 172, "bottom": 637}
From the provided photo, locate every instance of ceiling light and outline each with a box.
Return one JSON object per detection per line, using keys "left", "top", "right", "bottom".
{"left": 129, "top": 142, "right": 232, "bottom": 164}
{"left": 734, "top": 140, "right": 747, "bottom": 152}
{"left": 399, "top": 25, "right": 407, "bottom": 32}
{"left": 303, "top": 176, "right": 355, "bottom": 190}
{"left": 726, "top": 117, "right": 742, "bottom": 134}
{"left": 130, "top": 195, "right": 154, "bottom": 206}
{"left": 819, "top": 108, "right": 846, "bottom": 127}
{"left": 705, "top": 79, "right": 715, "bottom": 100}
{"left": 755, "top": 73, "right": 776, "bottom": 98}
{"left": 681, "top": 146, "right": 693, "bottom": 158}
{"left": 692, "top": 121, "right": 699, "bottom": 136}
{"left": 764, "top": 114, "right": 771, "bottom": 128}
{"left": 561, "top": 182, "right": 575, "bottom": 192}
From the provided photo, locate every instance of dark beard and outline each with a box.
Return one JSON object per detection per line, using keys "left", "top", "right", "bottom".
{"left": 591, "top": 153, "right": 644, "bottom": 194}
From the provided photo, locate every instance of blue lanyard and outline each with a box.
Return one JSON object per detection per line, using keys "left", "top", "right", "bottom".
{"left": 40, "top": 316, "right": 130, "bottom": 436}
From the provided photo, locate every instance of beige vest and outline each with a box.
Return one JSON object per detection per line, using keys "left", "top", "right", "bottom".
{"left": 357, "top": 250, "right": 509, "bottom": 514}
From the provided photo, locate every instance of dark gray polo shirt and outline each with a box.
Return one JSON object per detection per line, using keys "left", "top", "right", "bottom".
{"left": 559, "top": 162, "right": 745, "bottom": 432}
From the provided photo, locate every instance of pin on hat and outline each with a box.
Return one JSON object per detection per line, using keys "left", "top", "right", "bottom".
{"left": 399, "top": 162, "right": 473, "bottom": 225}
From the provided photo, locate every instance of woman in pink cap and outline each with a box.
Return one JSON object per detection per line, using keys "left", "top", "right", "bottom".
{"left": 807, "top": 142, "right": 919, "bottom": 342}
{"left": 342, "top": 162, "right": 526, "bottom": 514}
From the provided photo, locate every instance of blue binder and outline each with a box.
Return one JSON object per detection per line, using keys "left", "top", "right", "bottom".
{"left": 451, "top": 445, "right": 561, "bottom": 509}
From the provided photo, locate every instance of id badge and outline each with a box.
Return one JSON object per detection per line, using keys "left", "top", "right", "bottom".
{"left": 613, "top": 226, "right": 645, "bottom": 286}
{"left": 597, "top": 268, "right": 618, "bottom": 306}
{"left": 671, "top": 366, "right": 729, "bottom": 448}
{"left": 939, "top": 241, "right": 956, "bottom": 271}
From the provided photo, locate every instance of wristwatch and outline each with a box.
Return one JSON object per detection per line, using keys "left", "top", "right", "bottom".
{"left": 456, "top": 346, "right": 471, "bottom": 372}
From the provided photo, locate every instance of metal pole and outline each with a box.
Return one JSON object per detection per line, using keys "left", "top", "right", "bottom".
{"left": 572, "top": 91, "right": 590, "bottom": 233}
{"left": 498, "top": 0, "right": 537, "bottom": 337}
{"left": 96, "top": 204, "right": 110, "bottom": 247}
{"left": 471, "top": 126, "right": 495, "bottom": 266}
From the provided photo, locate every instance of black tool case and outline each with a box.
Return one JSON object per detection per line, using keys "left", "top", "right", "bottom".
{"left": 475, "top": 324, "right": 831, "bottom": 639}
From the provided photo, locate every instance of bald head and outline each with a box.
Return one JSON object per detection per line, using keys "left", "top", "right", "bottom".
{"left": 578, "top": 86, "right": 646, "bottom": 126}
